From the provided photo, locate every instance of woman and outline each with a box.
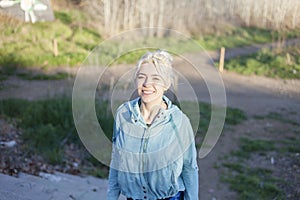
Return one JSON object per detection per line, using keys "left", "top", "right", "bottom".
{"left": 107, "top": 50, "right": 198, "bottom": 200}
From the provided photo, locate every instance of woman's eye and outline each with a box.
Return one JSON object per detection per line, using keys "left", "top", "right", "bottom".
{"left": 153, "top": 77, "right": 163, "bottom": 82}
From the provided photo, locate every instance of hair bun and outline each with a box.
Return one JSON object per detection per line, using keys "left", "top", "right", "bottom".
{"left": 153, "top": 50, "right": 173, "bottom": 63}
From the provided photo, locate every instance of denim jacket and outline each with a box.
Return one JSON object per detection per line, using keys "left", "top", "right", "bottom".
{"left": 107, "top": 96, "right": 199, "bottom": 200}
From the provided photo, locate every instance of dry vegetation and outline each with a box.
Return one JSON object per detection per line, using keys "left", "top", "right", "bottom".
{"left": 52, "top": 0, "right": 300, "bottom": 37}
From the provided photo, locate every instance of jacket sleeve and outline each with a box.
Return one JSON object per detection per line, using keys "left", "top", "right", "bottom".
{"left": 107, "top": 111, "right": 121, "bottom": 199}
{"left": 107, "top": 167, "right": 120, "bottom": 199}
{"left": 181, "top": 118, "right": 199, "bottom": 200}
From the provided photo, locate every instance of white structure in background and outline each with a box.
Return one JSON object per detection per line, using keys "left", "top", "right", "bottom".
{"left": 0, "top": 0, "right": 47, "bottom": 23}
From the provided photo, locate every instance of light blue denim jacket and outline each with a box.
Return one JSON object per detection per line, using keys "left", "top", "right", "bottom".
{"left": 107, "top": 96, "right": 199, "bottom": 200}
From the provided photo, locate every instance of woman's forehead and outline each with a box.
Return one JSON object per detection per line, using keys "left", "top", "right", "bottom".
{"left": 138, "top": 62, "right": 160, "bottom": 74}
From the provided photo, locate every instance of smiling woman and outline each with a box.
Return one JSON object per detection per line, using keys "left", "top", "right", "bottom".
{"left": 134, "top": 51, "right": 174, "bottom": 124}
{"left": 107, "top": 50, "right": 199, "bottom": 200}
{"left": 136, "top": 64, "right": 168, "bottom": 124}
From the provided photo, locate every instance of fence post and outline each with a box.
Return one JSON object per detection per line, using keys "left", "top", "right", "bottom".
{"left": 219, "top": 47, "right": 225, "bottom": 72}
{"left": 53, "top": 39, "right": 58, "bottom": 57}
{"left": 109, "top": 76, "right": 115, "bottom": 91}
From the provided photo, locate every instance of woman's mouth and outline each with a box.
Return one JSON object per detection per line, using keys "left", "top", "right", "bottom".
{"left": 142, "top": 90, "right": 155, "bottom": 95}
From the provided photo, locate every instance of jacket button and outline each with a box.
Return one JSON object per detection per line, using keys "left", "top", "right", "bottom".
{"left": 144, "top": 196, "right": 147, "bottom": 199}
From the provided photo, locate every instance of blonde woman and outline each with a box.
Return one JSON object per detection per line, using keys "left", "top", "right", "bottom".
{"left": 107, "top": 50, "right": 198, "bottom": 200}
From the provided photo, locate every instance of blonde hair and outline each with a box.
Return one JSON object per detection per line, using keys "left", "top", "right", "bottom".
{"left": 135, "top": 50, "right": 174, "bottom": 87}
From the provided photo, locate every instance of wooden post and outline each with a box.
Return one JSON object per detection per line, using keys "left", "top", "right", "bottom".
{"left": 219, "top": 47, "right": 225, "bottom": 72}
{"left": 109, "top": 76, "right": 115, "bottom": 91}
{"left": 286, "top": 53, "right": 292, "bottom": 65}
{"left": 53, "top": 39, "right": 58, "bottom": 57}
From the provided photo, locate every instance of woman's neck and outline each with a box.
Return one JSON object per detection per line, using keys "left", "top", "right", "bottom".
{"left": 140, "top": 100, "right": 167, "bottom": 124}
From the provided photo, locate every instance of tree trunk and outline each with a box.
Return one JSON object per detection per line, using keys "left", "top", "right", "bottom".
{"left": 124, "top": 0, "right": 130, "bottom": 30}
{"left": 157, "top": 0, "right": 165, "bottom": 37}
{"left": 103, "top": 0, "right": 111, "bottom": 36}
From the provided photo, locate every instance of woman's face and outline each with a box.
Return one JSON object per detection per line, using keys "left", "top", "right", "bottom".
{"left": 136, "top": 62, "right": 168, "bottom": 105}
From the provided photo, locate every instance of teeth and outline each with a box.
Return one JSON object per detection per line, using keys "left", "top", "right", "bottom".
{"left": 143, "top": 90, "right": 154, "bottom": 94}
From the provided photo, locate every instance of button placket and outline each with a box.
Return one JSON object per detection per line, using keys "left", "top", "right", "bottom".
{"left": 142, "top": 186, "right": 147, "bottom": 198}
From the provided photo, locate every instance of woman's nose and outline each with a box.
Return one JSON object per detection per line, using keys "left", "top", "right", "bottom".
{"left": 143, "top": 77, "right": 152, "bottom": 86}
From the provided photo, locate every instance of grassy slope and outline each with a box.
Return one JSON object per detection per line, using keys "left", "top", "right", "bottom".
{"left": 1, "top": 5, "right": 300, "bottom": 80}
{"left": 1, "top": 8, "right": 298, "bottom": 68}
{"left": 225, "top": 47, "right": 300, "bottom": 79}
{"left": 0, "top": 9, "right": 102, "bottom": 70}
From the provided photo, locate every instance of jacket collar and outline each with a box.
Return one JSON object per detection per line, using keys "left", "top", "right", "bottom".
{"left": 128, "top": 95, "right": 175, "bottom": 126}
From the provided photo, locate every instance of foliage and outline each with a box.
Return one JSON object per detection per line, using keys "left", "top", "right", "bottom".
{"left": 232, "top": 137, "right": 275, "bottom": 159}
{"left": 264, "top": 112, "right": 300, "bottom": 126}
{"left": 222, "top": 165, "right": 284, "bottom": 200}
{"left": 175, "top": 101, "right": 246, "bottom": 137}
{"left": 226, "top": 47, "right": 300, "bottom": 79}
{"left": 0, "top": 98, "right": 114, "bottom": 165}
{"left": 0, "top": 10, "right": 101, "bottom": 72}
{"left": 222, "top": 137, "right": 285, "bottom": 199}
{"left": 1, "top": 7, "right": 299, "bottom": 73}
{"left": 0, "top": 98, "right": 76, "bottom": 164}
{"left": 196, "top": 27, "right": 280, "bottom": 50}
{"left": 16, "top": 72, "right": 71, "bottom": 80}
{"left": 224, "top": 107, "right": 247, "bottom": 125}
{"left": 81, "top": 0, "right": 300, "bottom": 37}
{"left": 222, "top": 112, "right": 300, "bottom": 199}
{"left": 0, "top": 97, "right": 246, "bottom": 165}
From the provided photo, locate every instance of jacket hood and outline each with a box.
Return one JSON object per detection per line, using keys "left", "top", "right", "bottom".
{"left": 126, "top": 95, "right": 179, "bottom": 127}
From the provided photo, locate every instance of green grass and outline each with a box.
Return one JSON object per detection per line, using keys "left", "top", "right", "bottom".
{"left": 82, "top": 27, "right": 300, "bottom": 67}
{"left": 2, "top": 8, "right": 299, "bottom": 73}
{"left": 0, "top": 10, "right": 101, "bottom": 71}
{"left": 224, "top": 107, "right": 247, "bottom": 125}
{"left": 0, "top": 98, "right": 113, "bottom": 166}
{"left": 282, "top": 139, "right": 300, "bottom": 153}
{"left": 221, "top": 129, "right": 300, "bottom": 199}
{"left": 16, "top": 72, "right": 71, "bottom": 80}
{"left": 0, "top": 97, "right": 246, "bottom": 169}
{"left": 87, "top": 37, "right": 205, "bottom": 67}
{"left": 195, "top": 27, "right": 300, "bottom": 50}
{"left": 0, "top": 73, "right": 8, "bottom": 90}
{"left": 222, "top": 137, "right": 285, "bottom": 199}
{"left": 222, "top": 166, "right": 284, "bottom": 200}
{"left": 0, "top": 98, "right": 77, "bottom": 164}
{"left": 232, "top": 137, "right": 275, "bottom": 158}
{"left": 264, "top": 112, "right": 300, "bottom": 126}
{"left": 247, "top": 112, "right": 300, "bottom": 155}
{"left": 225, "top": 47, "right": 300, "bottom": 79}
{"left": 176, "top": 101, "right": 246, "bottom": 136}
